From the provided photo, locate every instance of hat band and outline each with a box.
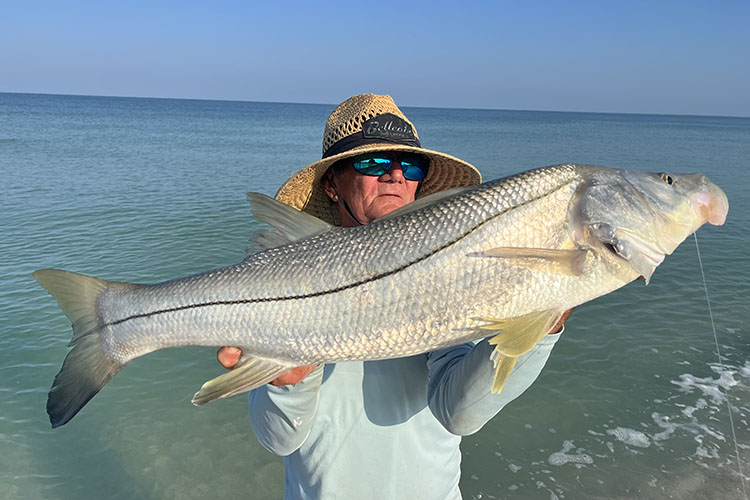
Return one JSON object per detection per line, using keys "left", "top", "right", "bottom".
{"left": 322, "top": 131, "right": 422, "bottom": 159}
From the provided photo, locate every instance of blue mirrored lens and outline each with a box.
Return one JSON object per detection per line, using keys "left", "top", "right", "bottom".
{"left": 400, "top": 161, "right": 427, "bottom": 181}
{"left": 352, "top": 154, "right": 428, "bottom": 181}
{"left": 352, "top": 157, "right": 391, "bottom": 176}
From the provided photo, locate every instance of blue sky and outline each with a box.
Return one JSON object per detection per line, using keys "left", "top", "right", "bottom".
{"left": 2, "top": 1, "right": 748, "bottom": 116}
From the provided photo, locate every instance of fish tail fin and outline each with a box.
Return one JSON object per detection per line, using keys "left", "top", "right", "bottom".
{"left": 33, "top": 269, "right": 125, "bottom": 428}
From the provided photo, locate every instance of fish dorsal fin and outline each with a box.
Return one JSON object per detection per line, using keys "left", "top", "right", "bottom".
{"left": 374, "top": 186, "right": 472, "bottom": 222}
{"left": 481, "top": 309, "right": 566, "bottom": 393}
{"left": 473, "top": 247, "right": 587, "bottom": 276}
{"left": 246, "top": 192, "right": 333, "bottom": 254}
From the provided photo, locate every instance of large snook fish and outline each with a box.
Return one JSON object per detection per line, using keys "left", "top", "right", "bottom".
{"left": 35, "top": 164, "right": 728, "bottom": 427}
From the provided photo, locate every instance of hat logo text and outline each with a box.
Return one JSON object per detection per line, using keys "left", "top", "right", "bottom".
{"left": 362, "top": 113, "right": 415, "bottom": 143}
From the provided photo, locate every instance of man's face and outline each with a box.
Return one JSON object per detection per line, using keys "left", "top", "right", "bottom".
{"left": 324, "top": 154, "right": 421, "bottom": 227}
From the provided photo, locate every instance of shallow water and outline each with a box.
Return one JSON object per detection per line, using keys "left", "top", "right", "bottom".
{"left": 1, "top": 93, "right": 748, "bottom": 499}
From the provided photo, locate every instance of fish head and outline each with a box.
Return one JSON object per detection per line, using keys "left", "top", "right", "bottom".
{"left": 571, "top": 167, "right": 728, "bottom": 283}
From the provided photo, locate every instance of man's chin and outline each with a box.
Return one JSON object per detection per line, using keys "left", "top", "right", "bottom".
{"left": 371, "top": 197, "right": 410, "bottom": 219}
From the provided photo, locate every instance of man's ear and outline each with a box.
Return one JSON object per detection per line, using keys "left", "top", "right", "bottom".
{"left": 322, "top": 174, "right": 339, "bottom": 202}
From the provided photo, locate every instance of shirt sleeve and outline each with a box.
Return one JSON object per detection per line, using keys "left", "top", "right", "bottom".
{"left": 248, "top": 364, "right": 325, "bottom": 456}
{"left": 427, "top": 330, "right": 563, "bottom": 436}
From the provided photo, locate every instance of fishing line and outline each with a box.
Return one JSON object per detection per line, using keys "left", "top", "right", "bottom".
{"left": 694, "top": 233, "right": 747, "bottom": 497}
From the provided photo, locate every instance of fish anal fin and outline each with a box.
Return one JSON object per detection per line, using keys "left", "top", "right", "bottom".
{"left": 474, "top": 247, "right": 587, "bottom": 276}
{"left": 191, "top": 355, "right": 295, "bottom": 405}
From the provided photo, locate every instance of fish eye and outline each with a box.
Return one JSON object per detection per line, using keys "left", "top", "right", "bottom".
{"left": 659, "top": 173, "right": 674, "bottom": 185}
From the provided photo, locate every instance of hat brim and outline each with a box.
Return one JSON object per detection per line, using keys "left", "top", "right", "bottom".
{"left": 275, "top": 142, "right": 482, "bottom": 225}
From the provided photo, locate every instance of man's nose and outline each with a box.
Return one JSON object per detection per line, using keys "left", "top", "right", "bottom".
{"left": 382, "top": 162, "right": 405, "bottom": 181}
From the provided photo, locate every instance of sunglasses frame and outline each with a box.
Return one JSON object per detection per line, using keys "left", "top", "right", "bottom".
{"left": 350, "top": 153, "right": 429, "bottom": 181}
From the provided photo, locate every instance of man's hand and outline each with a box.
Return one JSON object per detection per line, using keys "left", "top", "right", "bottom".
{"left": 216, "top": 346, "right": 319, "bottom": 386}
{"left": 217, "top": 346, "right": 243, "bottom": 368}
{"left": 550, "top": 308, "right": 574, "bottom": 334}
{"left": 267, "top": 365, "right": 320, "bottom": 387}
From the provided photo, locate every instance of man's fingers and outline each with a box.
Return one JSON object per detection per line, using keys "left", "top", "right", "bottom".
{"left": 550, "top": 308, "right": 574, "bottom": 334}
{"left": 217, "top": 346, "right": 243, "bottom": 369}
{"left": 269, "top": 365, "right": 319, "bottom": 386}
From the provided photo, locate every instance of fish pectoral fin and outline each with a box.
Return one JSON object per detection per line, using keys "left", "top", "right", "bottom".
{"left": 191, "top": 356, "right": 295, "bottom": 406}
{"left": 473, "top": 247, "right": 587, "bottom": 276}
{"left": 245, "top": 192, "right": 333, "bottom": 255}
{"left": 483, "top": 309, "right": 565, "bottom": 394}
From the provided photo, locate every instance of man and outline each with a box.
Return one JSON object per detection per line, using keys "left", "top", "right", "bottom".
{"left": 218, "top": 94, "right": 569, "bottom": 499}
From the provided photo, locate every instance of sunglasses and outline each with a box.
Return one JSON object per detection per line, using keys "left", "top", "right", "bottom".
{"left": 351, "top": 153, "right": 429, "bottom": 181}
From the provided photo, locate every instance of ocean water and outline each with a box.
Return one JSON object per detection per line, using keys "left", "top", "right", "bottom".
{"left": 1, "top": 92, "right": 748, "bottom": 500}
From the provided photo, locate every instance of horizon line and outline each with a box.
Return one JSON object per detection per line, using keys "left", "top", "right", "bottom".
{"left": 1, "top": 90, "right": 748, "bottom": 120}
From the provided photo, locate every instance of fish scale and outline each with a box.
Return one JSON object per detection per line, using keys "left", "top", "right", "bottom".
{"left": 34, "top": 163, "right": 728, "bottom": 426}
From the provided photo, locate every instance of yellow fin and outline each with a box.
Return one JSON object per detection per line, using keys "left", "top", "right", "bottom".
{"left": 485, "top": 309, "right": 564, "bottom": 357}
{"left": 484, "top": 310, "right": 565, "bottom": 394}
{"left": 492, "top": 354, "right": 518, "bottom": 393}
{"left": 473, "top": 247, "right": 586, "bottom": 276}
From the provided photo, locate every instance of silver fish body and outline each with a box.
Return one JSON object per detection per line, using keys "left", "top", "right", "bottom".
{"left": 35, "top": 164, "right": 728, "bottom": 427}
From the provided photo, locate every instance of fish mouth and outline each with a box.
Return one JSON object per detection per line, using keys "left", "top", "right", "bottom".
{"left": 589, "top": 222, "right": 666, "bottom": 283}
{"left": 691, "top": 184, "right": 728, "bottom": 226}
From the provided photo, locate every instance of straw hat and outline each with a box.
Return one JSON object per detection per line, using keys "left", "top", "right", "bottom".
{"left": 274, "top": 94, "right": 482, "bottom": 224}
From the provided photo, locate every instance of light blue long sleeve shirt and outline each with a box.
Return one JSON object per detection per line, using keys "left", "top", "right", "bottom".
{"left": 249, "top": 333, "right": 562, "bottom": 500}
